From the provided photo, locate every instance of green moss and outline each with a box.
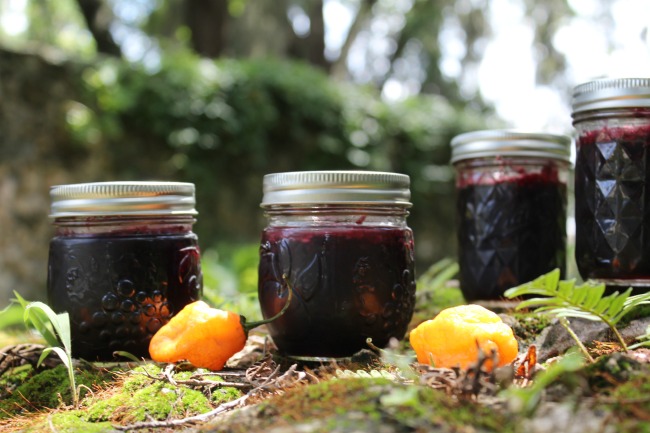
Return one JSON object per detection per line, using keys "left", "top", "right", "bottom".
{"left": 586, "top": 353, "right": 647, "bottom": 392}
{"left": 211, "top": 385, "right": 242, "bottom": 405}
{"left": 84, "top": 365, "right": 239, "bottom": 424}
{"left": 0, "top": 365, "right": 110, "bottom": 419}
{"left": 512, "top": 312, "right": 552, "bottom": 344}
{"left": 86, "top": 379, "right": 210, "bottom": 423}
{"left": 120, "top": 365, "right": 161, "bottom": 393}
{"left": 20, "top": 411, "right": 113, "bottom": 433}
{"left": 604, "top": 373, "right": 650, "bottom": 433}
{"left": 252, "top": 377, "right": 514, "bottom": 433}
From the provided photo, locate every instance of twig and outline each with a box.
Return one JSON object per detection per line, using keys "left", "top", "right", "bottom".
{"left": 136, "top": 364, "right": 250, "bottom": 389}
{"left": 163, "top": 364, "right": 177, "bottom": 386}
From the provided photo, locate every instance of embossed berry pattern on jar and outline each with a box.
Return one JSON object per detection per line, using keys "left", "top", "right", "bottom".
{"left": 47, "top": 182, "right": 202, "bottom": 360}
{"left": 258, "top": 171, "right": 415, "bottom": 359}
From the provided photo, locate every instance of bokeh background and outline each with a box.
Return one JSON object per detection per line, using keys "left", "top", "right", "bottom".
{"left": 1, "top": 0, "right": 649, "bottom": 311}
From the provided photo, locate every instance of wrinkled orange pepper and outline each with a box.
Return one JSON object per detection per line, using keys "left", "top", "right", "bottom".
{"left": 409, "top": 304, "right": 518, "bottom": 370}
{"left": 149, "top": 288, "right": 292, "bottom": 370}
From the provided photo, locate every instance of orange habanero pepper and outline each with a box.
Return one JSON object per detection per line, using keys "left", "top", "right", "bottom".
{"left": 409, "top": 304, "right": 518, "bottom": 371}
{"left": 149, "top": 288, "right": 292, "bottom": 370}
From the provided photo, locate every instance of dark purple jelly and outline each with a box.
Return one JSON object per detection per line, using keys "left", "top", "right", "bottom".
{"left": 456, "top": 166, "right": 567, "bottom": 300}
{"left": 258, "top": 226, "right": 416, "bottom": 358}
{"left": 47, "top": 232, "right": 202, "bottom": 360}
{"left": 575, "top": 124, "right": 650, "bottom": 282}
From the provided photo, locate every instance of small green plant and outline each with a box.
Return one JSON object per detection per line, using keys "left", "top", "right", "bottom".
{"left": 504, "top": 269, "right": 650, "bottom": 356}
{"left": 417, "top": 258, "right": 460, "bottom": 292}
{"left": 12, "top": 291, "right": 80, "bottom": 407}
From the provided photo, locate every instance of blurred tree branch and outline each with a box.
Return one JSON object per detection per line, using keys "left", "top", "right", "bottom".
{"left": 74, "top": 0, "right": 122, "bottom": 57}
{"left": 331, "top": 0, "right": 377, "bottom": 80}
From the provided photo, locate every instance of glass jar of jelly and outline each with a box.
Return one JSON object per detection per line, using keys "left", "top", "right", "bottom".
{"left": 258, "top": 171, "right": 416, "bottom": 359}
{"left": 47, "top": 181, "right": 202, "bottom": 361}
{"left": 573, "top": 78, "right": 650, "bottom": 291}
{"left": 451, "top": 130, "right": 571, "bottom": 301}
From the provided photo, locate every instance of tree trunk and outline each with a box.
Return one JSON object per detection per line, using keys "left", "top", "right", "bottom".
{"left": 185, "top": 0, "right": 229, "bottom": 58}
{"left": 287, "top": 0, "right": 329, "bottom": 71}
{"left": 75, "top": 0, "right": 122, "bottom": 57}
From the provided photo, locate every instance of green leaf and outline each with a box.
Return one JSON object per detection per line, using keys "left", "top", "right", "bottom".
{"left": 572, "top": 285, "right": 590, "bottom": 308}
{"left": 551, "top": 309, "right": 601, "bottom": 321}
{"left": 21, "top": 305, "right": 59, "bottom": 347}
{"left": 112, "top": 351, "right": 142, "bottom": 362}
{"left": 0, "top": 304, "right": 25, "bottom": 329}
{"left": 39, "top": 346, "right": 70, "bottom": 369}
{"left": 25, "top": 302, "right": 71, "bottom": 352}
{"left": 557, "top": 280, "right": 574, "bottom": 298}
{"left": 515, "top": 298, "right": 557, "bottom": 311}
{"left": 606, "top": 289, "right": 630, "bottom": 319}
{"left": 583, "top": 284, "right": 606, "bottom": 310}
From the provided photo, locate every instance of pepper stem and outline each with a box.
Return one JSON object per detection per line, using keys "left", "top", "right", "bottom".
{"left": 243, "top": 274, "right": 293, "bottom": 333}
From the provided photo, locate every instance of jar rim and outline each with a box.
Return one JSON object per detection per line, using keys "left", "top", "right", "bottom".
{"left": 50, "top": 181, "right": 197, "bottom": 217}
{"left": 572, "top": 77, "right": 650, "bottom": 113}
{"left": 261, "top": 170, "right": 412, "bottom": 207}
{"left": 450, "top": 130, "right": 571, "bottom": 164}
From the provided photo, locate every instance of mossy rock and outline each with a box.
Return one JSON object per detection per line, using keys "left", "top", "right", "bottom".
{"left": 84, "top": 365, "right": 240, "bottom": 424}
{"left": 599, "top": 367, "right": 650, "bottom": 433}
{"left": 4, "top": 363, "right": 243, "bottom": 431}
{"left": 207, "top": 377, "right": 516, "bottom": 433}
{"left": 0, "top": 364, "right": 111, "bottom": 419}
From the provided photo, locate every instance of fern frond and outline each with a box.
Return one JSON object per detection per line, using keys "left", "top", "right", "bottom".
{"left": 504, "top": 269, "right": 650, "bottom": 352}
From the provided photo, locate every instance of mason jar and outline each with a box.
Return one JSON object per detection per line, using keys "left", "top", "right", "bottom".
{"left": 451, "top": 130, "right": 571, "bottom": 300}
{"left": 573, "top": 78, "right": 650, "bottom": 291}
{"left": 258, "top": 171, "right": 416, "bottom": 359}
{"left": 47, "top": 181, "right": 202, "bottom": 360}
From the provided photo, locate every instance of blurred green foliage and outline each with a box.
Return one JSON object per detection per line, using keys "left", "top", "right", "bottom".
{"left": 65, "top": 49, "right": 499, "bottom": 268}
{"left": 201, "top": 245, "right": 262, "bottom": 320}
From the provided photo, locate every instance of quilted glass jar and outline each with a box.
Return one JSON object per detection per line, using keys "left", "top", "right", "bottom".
{"left": 451, "top": 130, "right": 571, "bottom": 300}
{"left": 573, "top": 78, "right": 650, "bottom": 291}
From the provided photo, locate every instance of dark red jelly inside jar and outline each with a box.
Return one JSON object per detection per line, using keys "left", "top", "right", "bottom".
{"left": 456, "top": 163, "right": 567, "bottom": 300}
{"left": 47, "top": 226, "right": 202, "bottom": 361}
{"left": 575, "top": 123, "right": 650, "bottom": 282}
{"left": 258, "top": 226, "right": 416, "bottom": 358}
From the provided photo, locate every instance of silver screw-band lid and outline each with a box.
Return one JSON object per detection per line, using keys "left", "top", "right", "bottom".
{"left": 50, "top": 181, "right": 197, "bottom": 217}
{"left": 261, "top": 171, "right": 411, "bottom": 207}
{"left": 450, "top": 130, "right": 571, "bottom": 164}
{"left": 572, "top": 78, "right": 650, "bottom": 113}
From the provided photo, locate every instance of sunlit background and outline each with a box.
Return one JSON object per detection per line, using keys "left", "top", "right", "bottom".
{"left": 3, "top": 0, "right": 649, "bottom": 132}
{"left": 1, "top": 0, "right": 649, "bottom": 307}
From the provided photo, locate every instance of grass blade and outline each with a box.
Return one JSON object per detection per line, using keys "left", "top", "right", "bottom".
{"left": 25, "top": 302, "right": 71, "bottom": 352}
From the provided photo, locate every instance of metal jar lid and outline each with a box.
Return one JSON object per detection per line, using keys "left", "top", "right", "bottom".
{"left": 50, "top": 181, "right": 197, "bottom": 217}
{"left": 261, "top": 171, "right": 411, "bottom": 207}
{"left": 572, "top": 78, "right": 650, "bottom": 113}
{"left": 450, "top": 130, "right": 571, "bottom": 164}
